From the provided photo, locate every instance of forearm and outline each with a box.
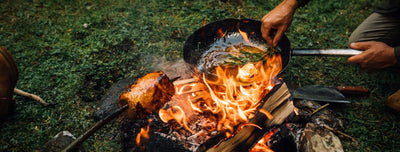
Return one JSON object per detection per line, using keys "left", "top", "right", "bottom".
{"left": 281, "top": 0, "right": 300, "bottom": 10}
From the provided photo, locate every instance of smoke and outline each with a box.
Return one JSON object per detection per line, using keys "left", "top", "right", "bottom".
{"left": 152, "top": 56, "right": 195, "bottom": 80}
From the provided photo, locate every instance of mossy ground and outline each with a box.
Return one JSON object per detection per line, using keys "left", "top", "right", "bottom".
{"left": 1, "top": 0, "right": 399, "bottom": 151}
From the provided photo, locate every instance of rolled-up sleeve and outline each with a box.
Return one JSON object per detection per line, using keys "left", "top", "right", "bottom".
{"left": 394, "top": 46, "right": 400, "bottom": 64}
{"left": 296, "top": 0, "right": 311, "bottom": 7}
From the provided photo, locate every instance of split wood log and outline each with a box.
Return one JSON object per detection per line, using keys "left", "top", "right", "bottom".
{"left": 14, "top": 88, "right": 53, "bottom": 106}
{"left": 198, "top": 81, "right": 294, "bottom": 152}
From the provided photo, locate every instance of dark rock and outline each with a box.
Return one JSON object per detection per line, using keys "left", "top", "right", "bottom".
{"left": 299, "top": 123, "right": 343, "bottom": 152}
{"left": 40, "top": 131, "right": 84, "bottom": 152}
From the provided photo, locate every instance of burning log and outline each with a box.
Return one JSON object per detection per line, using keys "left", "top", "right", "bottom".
{"left": 198, "top": 81, "right": 294, "bottom": 152}
{"left": 119, "top": 23, "right": 292, "bottom": 151}
{"left": 56, "top": 71, "right": 176, "bottom": 152}
{"left": 118, "top": 71, "right": 175, "bottom": 119}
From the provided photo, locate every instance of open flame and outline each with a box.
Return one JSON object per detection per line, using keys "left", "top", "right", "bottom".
{"left": 250, "top": 128, "right": 277, "bottom": 152}
{"left": 158, "top": 52, "right": 282, "bottom": 138}
{"left": 136, "top": 118, "right": 153, "bottom": 149}
{"left": 136, "top": 25, "right": 282, "bottom": 151}
{"left": 238, "top": 28, "right": 250, "bottom": 44}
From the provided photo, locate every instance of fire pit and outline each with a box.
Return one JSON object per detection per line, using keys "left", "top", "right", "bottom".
{"left": 104, "top": 75, "right": 345, "bottom": 152}
{"left": 119, "top": 78, "right": 293, "bottom": 152}
{"left": 93, "top": 19, "right": 346, "bottom": 152}
{"left": 116, "top": 18, "right": 296, "bottom": 152}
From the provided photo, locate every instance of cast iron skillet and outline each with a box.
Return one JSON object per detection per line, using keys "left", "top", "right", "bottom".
{"left": 183, "top": 18, "right": 291, "bottom": 76}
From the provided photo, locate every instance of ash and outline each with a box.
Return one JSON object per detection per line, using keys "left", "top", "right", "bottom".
{"left": 120, "top": 112, "right": 223, "bottom": 152}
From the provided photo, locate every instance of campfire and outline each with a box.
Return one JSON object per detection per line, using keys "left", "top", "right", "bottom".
{"left": 125, "top": 62, "right": 290, "bottom": 152}
{"left": 42, "top": 19, "right": 348, "bottom": 152}
{"left": 116, "top": 20, "right": 297, "bottom": 151}
{"left": 158, "top": 55, "right": 283, "bottom": 148}
{"left": 113, "top": 19, "right": 345, "bottom": 152}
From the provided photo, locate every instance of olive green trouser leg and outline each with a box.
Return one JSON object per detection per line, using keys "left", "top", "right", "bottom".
{"left": 349, "top": 12, "right": 400, "bottom": 47}
{"left": 349, "top": 13, "right": 400, "bottom": 112}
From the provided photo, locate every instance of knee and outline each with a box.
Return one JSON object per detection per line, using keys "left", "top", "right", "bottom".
{"left": 348, "top": 31, "right": 360, "bottom": 46}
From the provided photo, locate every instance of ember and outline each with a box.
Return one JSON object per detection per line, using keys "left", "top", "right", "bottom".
{"left": 250, "top": 128, "right": 277, "bottom": 152}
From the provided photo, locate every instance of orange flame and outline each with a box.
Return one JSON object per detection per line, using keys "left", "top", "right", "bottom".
{"left": 203, "top": 16, "right": 207, "bottom": 26}
{"left": 136, "top": 118, "right": 153, "bottom": 149}
{"left": 158, "top": 52, "right": 282, "bottom": 138}
{"left": 159, "top": 105, "right": 195, "bottom": 134}
{"left": 250, "top": 128, "right": 277, "bottom": 152}
{"left": 259, "top": 109, "right": 274, "bottom": 120}
{"left": 238, "top": 28, "right": 250, "bottom": 44}
{"left": 217, "top": 28, "right": 225, "bottom": 38}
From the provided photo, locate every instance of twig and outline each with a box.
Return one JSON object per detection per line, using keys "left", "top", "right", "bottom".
{"left": 312, "top": 103, "right": 330, "bottom": 115}
{"left": 323, "top": 124, "right": 356, "bottom": 142}
{"left": 14, "top": 88, "right": 53, "bottom": 106}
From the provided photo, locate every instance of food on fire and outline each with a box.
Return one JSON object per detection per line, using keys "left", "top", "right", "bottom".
{"left": 118, "top": 71, "right": 175, "bottom": 119}
{"left": 198, "top": 41, "right": 275, "bottom": 78}
{"left": 237, "top": 63, "right": 258, "bottom": 83}
{"left": 201, "top": 44, "right": 270, "bottom": 67}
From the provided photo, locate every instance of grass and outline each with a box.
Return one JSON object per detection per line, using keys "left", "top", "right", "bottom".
{"left": 0, "top": 0, "right": 399, "bottom": 151}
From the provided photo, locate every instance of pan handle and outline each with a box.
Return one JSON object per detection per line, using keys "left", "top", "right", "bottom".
{"left": 292, "top": 49, "right": 362, "bottom": 56}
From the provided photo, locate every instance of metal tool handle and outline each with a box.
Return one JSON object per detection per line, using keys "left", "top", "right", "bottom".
{"left": 292, "top": 49, "right": 362, "bottom": 56}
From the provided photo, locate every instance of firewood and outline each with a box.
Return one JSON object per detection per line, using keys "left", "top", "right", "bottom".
{"left": 199, "top": 81, "right": 294, "bottom": 152}
{"left": 173, "top": 78, "right": 197, "bottom": 86}
{"left": 118, "top": 71, "right": 175, "bottom": 119}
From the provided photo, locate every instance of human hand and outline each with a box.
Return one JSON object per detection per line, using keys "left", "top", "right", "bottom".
{"left": 347, "top": 41, "right": 397, "bottom": 70}
{"left": 261, "top": 0, "right": 298, "bottom": 47}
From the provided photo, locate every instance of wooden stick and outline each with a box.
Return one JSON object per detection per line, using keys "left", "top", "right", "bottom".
{"left": 312, "top": 103, "right": 330, "bottom": 115}
{"left": 173, "top": 78, "right": 197, "bottom": 86}
{"left": 14, "top": 88, "right": 53, "bottom": 106}
{"left": 323, "top": 124, "right": 356, "bottom": 142}
{"left": 62, "top": 104, "right": 129, "bottom": 152}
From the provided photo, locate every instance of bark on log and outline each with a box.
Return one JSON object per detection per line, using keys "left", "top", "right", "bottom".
{"left": 198, "top": 81, "right": 294, "bottom": 152}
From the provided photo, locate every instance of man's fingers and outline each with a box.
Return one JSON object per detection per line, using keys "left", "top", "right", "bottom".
{"left": 347, "top": 51, "right": 367, "bottom": 64}
{"left": 350, "top": 42, "right": 372, "bottom": 51}
{"left": 262, "top": 28, "right": 274, "bottom": 47}
{"left": 347, "top": 55, "right": 359, "bottom": 64}
{"left": 348, "top": 42, "right": 371, "bottom": 64}
{"left": 272, "top": 29, "right": 285, "bottom": 47}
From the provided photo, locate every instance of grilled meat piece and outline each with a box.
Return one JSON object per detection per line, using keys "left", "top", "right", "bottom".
{"left": 118, "top": 71, "right": 175, "bottom": 119}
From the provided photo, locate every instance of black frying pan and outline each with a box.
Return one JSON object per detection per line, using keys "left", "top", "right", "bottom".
{"left": 183, "top": 18, "right": 362, "bottom": 77}
{"left": 183, "top": 18, "right": 291, "bottom": 76}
